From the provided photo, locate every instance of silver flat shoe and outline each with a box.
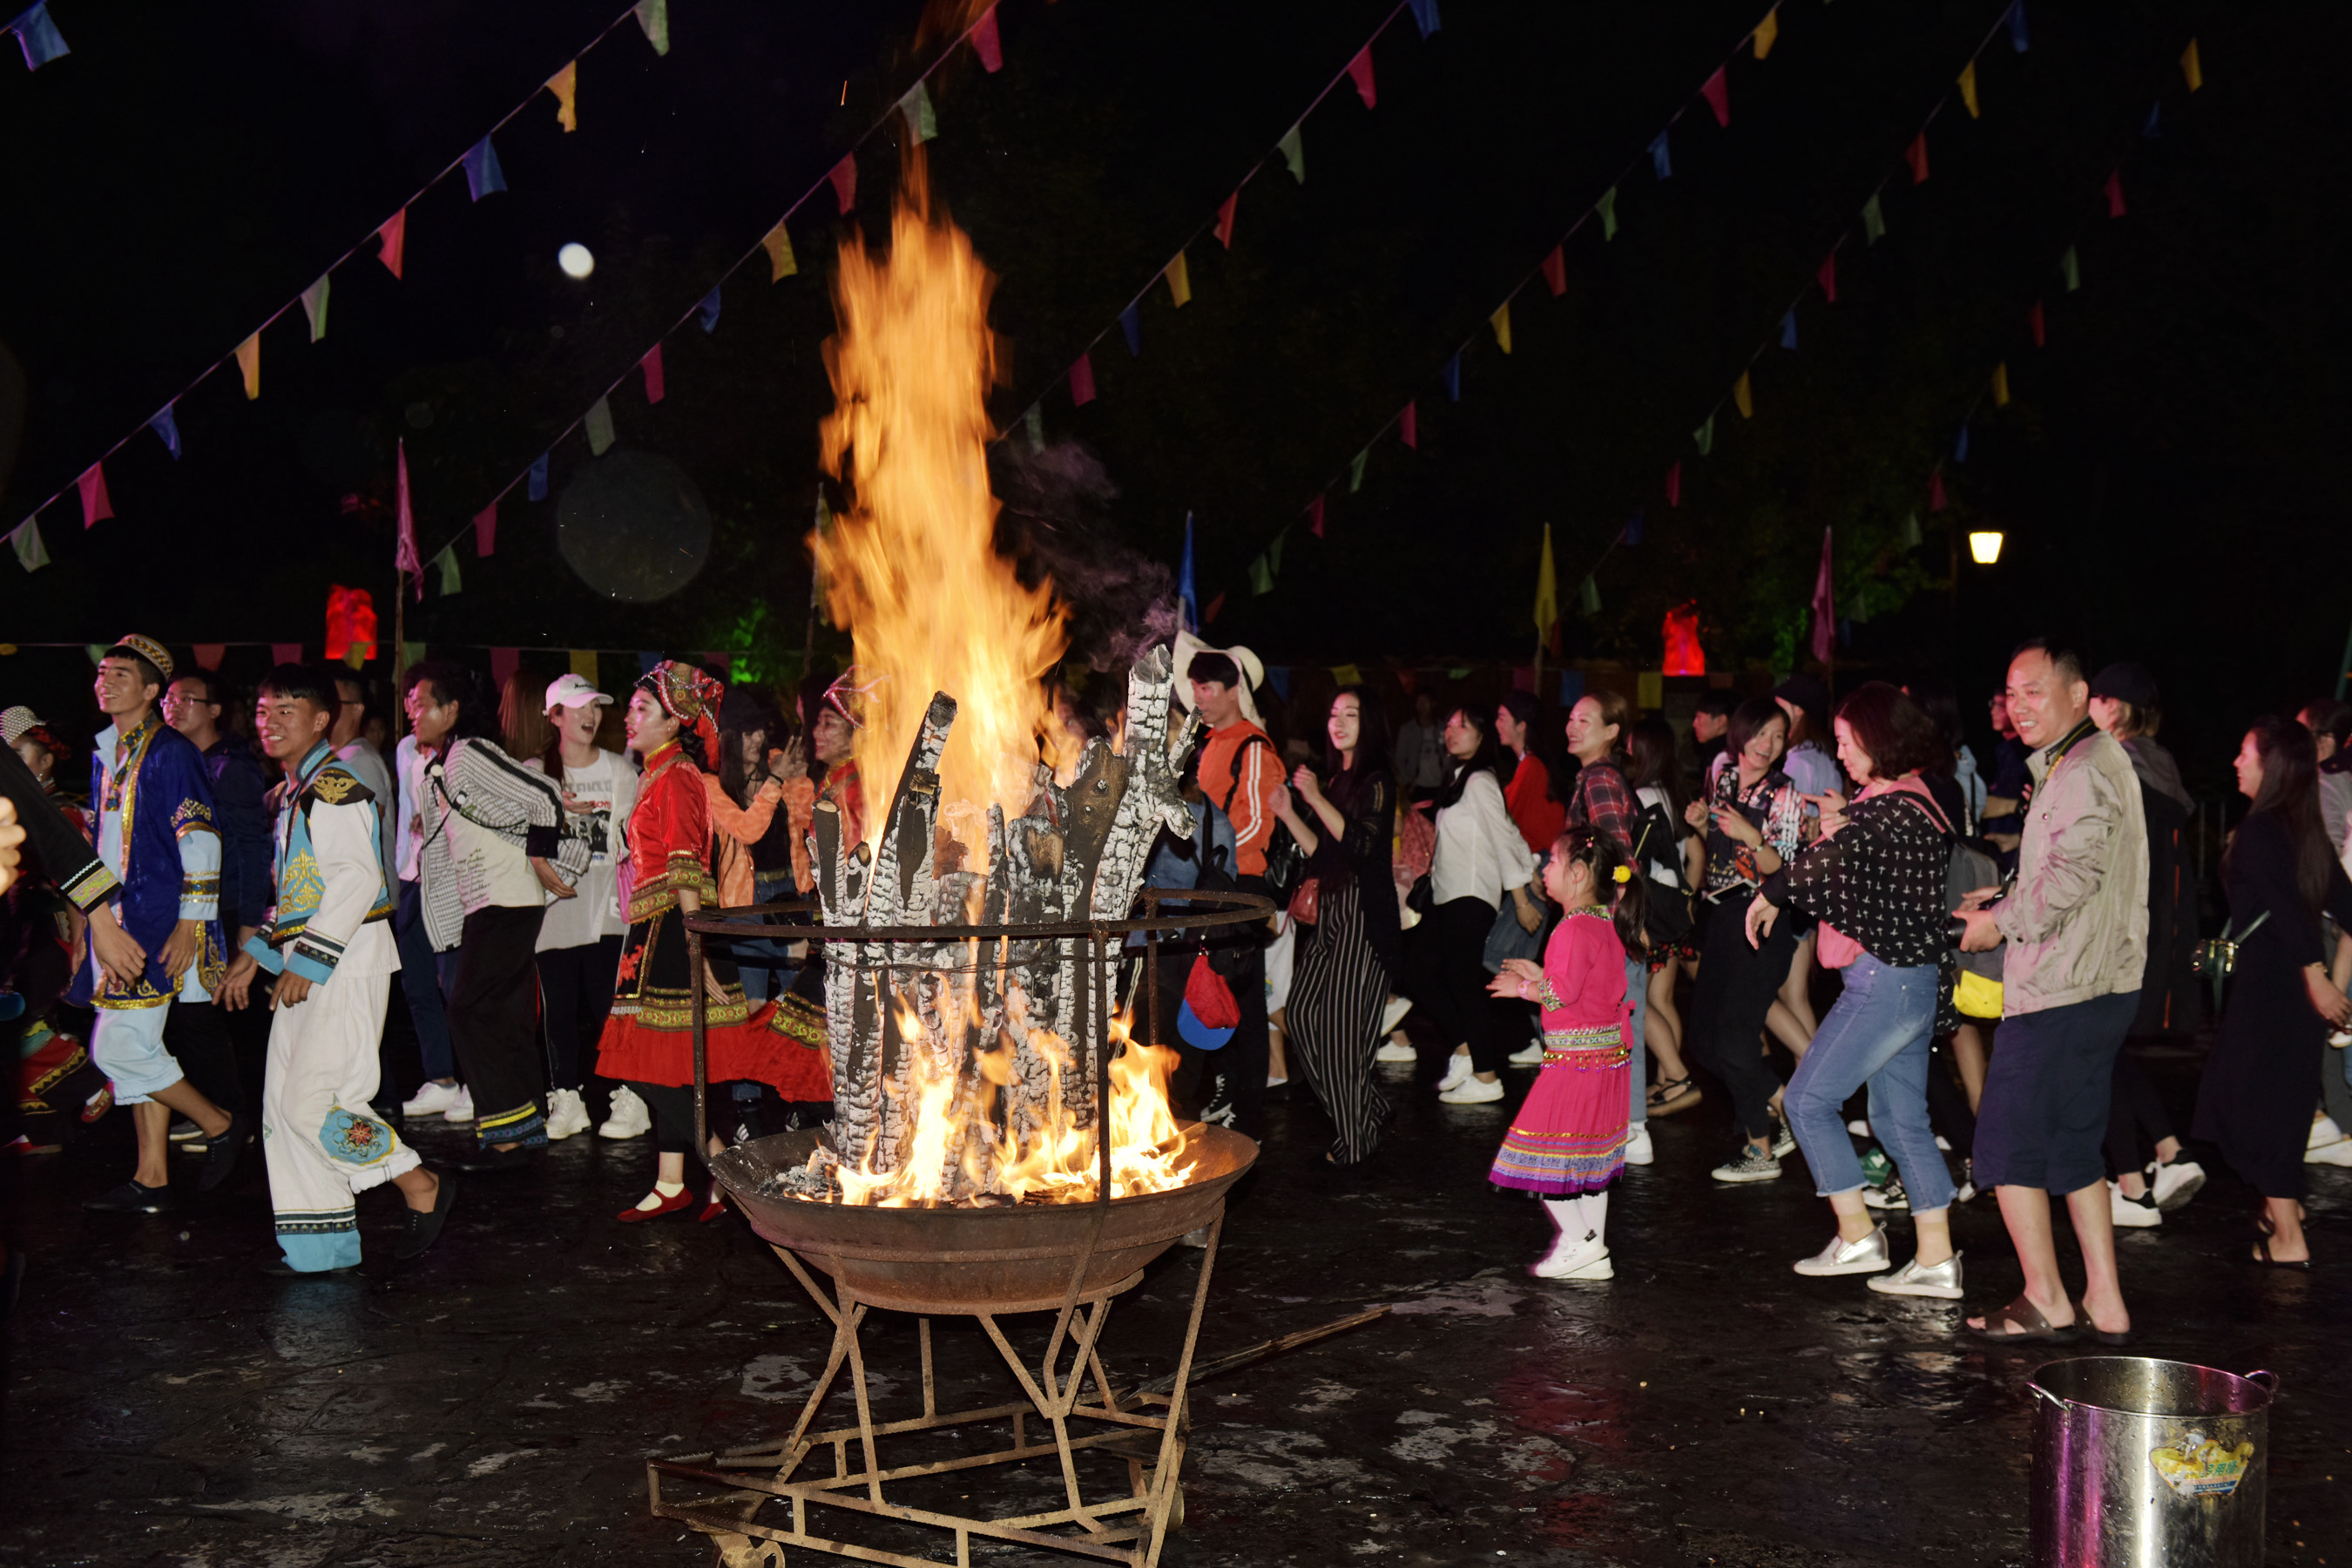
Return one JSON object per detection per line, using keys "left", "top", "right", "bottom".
{"left": 1867, "top": 1252, "right": 1964, "bottom": 1300}
{"left": 1793, "top": 1225, "right": 1890, "bottom": 1276}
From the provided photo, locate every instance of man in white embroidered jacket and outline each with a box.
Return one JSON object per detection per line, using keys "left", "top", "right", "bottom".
{"left": 220, "top": 666, "right": 454, "bottom": 1274}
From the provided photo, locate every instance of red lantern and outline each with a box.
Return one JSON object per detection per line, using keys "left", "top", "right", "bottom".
{"left": 1662, "top": 601, "right": 1705, "bottom": 676}
{"left": 325, "top": 585, "right": 378, "bottom": 661}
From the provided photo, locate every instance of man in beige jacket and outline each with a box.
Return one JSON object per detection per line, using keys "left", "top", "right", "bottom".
{"left": 1956, "top": 639, "right": 2148, "bottom": 1344}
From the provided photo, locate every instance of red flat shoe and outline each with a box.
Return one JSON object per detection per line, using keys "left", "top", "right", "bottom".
{"left": 696, "top": 1183, "right": 727, "bottom": 1223}
{"left": 617, "top": 1186, "right": 694, "bottom": 1223}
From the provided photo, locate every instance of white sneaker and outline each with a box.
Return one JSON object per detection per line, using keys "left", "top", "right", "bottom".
{"left": 2308, "top": 1112, "right": 2343, "bottom": 1151}
{"left": 1533, "top": 1242, "right": 1613, "bottom": 1281}
{"left": 1380, "top": 996, "right": 1413, "bottom": 1037}
{"left": 1846, "top": 1118, "right": 1873, "bottom": 1138}
{"left": 1934, "top": 1135, "right": 1953, "bottom": 1152}
{"left": 1621, "top": 1125, "right": 1653, "bottom": 1166}
{"left": 599, "top": 1084, "right": 652, "bottom": 1139}
{"left": 1438, "top": 1076, "right": 1504, "bottom": 1105}
{"left": 402, "top": 1080, "right": 461, "bottom": 1118}
{"left": 1793, "top": 1225, "right": 1890, "bottom": 1276}
{"left": 2149, "top": 1158, "right": 2205, "bottom": 1211}
{"left": 1712, "top": 1146, "right": 1781, "bottom": 1184}
{"left": 2307, "top": 1136, "right": 2352, "bottom": 1167}
{"left": 442, "top": 1085, "right": 476, "bottom": 1124}
{"left": 544, "top": 1087, "right": 591, "bottom": 1140}
{"left": 1375, "top": 1037, "right": 1418, "bottom": 1064}
{"left": 2108, "top": 1180, "right": 2162, "bottom": 1228}
{"left": 1507, "top": 1041, "right": 1544, "bottom": 1067}
{"left": 1436, "top": 1052, "right": 1474, "bottom": 1092}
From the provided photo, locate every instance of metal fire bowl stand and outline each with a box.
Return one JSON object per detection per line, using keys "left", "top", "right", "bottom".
{"left": 652, "top": 891, "right": 1271, "bottom": 1567}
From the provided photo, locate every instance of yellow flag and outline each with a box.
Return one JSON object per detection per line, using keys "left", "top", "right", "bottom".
{"left": 1638, "top": 672, "right": 1664, "bottom": 711}
{"left": 1753, "top": 6, "right": 1779, "bottom": 59}
{"left": 235, "top": 333, "right": 260, "bottom": 400}
{"left": 1991, "top": 362, "right": 2011, "bottom": 407}
{"left": 548, "top": 61, "right": 578, "bottom": 132}
{"left": 1733, "top": 370, "right": 1754, "bottom": 419}
{"left": 1533, "top": 524, "right": 1559, "bottom": 642}
{"left": 1957, "top": 60, "right": 1980, "bottom": 118}
{"left": 1166, "top": 251, "right": 1192, "bottom": 308}
{"left": 1490, "top": 301, "right": 1512, "bottom": 355}
{"left": 2180, "top": 38, "right": 2202, "bottom": 91}
{"left": 761, "top": 223, "right": 798, "bottom": 281}
{"left": 570, "top": 649, "right": 599, "bottom": 682}
{"left": 1331, "top": 663, "right": 1364, "bottom": 687}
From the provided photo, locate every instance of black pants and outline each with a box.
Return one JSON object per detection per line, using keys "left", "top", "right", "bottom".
{"left": 447, "top": 904, "right": 547, "bottom": 1147}
{"left": 631, "top": 1080, "right": 739, "bottom": 1161}
{"left": 1686, "top": 898, "right": 1794, "bottom": 1142}
{"left": 1407, "top": 897, "right": 1507, "bottom": 1074}
{"left": 1926, "top": 1036, "right": 1977, "bottom": 1158}
{"left": 164, "top": 999, "right": 244, "bottom": 1116}
{"left": 2103, "top": 1050, "right": 2174, "bottom": 1177}
{"left": 537, "top": 935, "right": 622, "bottom": 1093}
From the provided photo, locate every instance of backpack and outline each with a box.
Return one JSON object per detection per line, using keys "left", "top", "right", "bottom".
{"left": 1213, "top": 732, "right": 1308, "bottom": 901}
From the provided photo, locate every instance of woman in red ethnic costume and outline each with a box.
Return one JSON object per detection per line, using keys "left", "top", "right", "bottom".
{"left": 597, "top": 662, "right": 828, "bottom": 1223}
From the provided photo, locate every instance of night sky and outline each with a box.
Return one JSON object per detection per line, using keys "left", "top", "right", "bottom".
{"left": 3, "top": 0, "right": 2345, "bottom": 793}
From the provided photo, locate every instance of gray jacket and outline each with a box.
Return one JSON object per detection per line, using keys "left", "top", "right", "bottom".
{"left": 1993, "top": 721, "right": 2148, "bottom": 1016}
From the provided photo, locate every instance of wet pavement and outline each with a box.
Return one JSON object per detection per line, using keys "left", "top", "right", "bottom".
{"left": 3, "top": 1037, "right": 2346, "bottom": 1568}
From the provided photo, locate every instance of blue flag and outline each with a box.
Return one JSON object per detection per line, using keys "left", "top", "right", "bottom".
{"left": 1119, "top": 303, "right": 1141, "bottom": 358}
{"left": 1408, "top": 0, "right": 1440, "bottom": 38}
{"left": 9, "top": 2, "right": 70, "bottom": 69}
{"left": 1625, "top": 507, "right": 1644, "bottom": 545}
{"left": 1781, "top": 310, "right": 1798, "bottom": 351}
{"left": 2008, "top": 0, "right": 2028, "bottom": 52}
{"left": 639, "top": 651, "right": 664, "bottom": 677}
{"left": 699, "top": 287, "right": 722, "bottom": 333}
{"left": 2142, "top": 101, "right": 2160, "bottom": 138}
{"left": 527, "top": 453, "right": 550, "bottom": 502}
{"left": 1650, "top": 131, "right": 1672, "bottom": 181}
{"left": 1178, "top": 513, "right": 1199, "bottom": 633}
{"left": 1442, "top": 352, "right": 1461, "bottom": 402}
{"left": 1955, "top": 423, "right": 1970, "bottom": 463}
{"left": 1267, "top": 666, "right": 1293, "bottom": 700}
{"left": 147, "top": 402, "right": 182, "bottom": 460}
{"left": 463, "top": 135, "right": 507, "bottom": 201}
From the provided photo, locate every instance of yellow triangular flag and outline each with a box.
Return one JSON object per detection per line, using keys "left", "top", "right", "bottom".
{"left": 1733, "top": 370, "right": 1754, "bottom": 419}
{"left": 1490, "top": 301, "right": 1512, "bottom": 355}
{"left": 1957, "top": 60, "right": 1980, "bottom": 118}
{"left": 1331, "top": 663, "right": 1364, "bottom": 687}
{"left": 548, "top": 61, "right": 578, "bottom": 132}
{"left": 1532, "top": 524, "right": 1559, "bottom": 641}
{"left": 1166, "top": 251, "right": 1191, "bottom": 308}
{"left": 761, "top": 223, "right": 798, "bottom": 282}
{"left": 2180, "top": 38, "right": 2202, "bottom": 91}
{"left": 570, "top": 649, "right": 599, "bottom": 681}
{"left": 235, "top": 333, "right": 260, "bottom": 399}
{"left": 1753, "top": 5, "right": 1779, "bottom": 59}
{"left": 1991, "top": 362, "right": 2011, "bottom": 407}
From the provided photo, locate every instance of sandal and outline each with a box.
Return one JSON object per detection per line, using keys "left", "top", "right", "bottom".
{"left": 1964, "top": 1294, "right": 2079, "bottom": 1345}
{"left": 2070, "top": 1295, "right": 2135, "bottom": 1347}
{"left": 1647, "top": 1078, "right": 1704, "bottom": 1117}
{"left": 2250, "top": 1213, "right": 2311, "bottom": 1271}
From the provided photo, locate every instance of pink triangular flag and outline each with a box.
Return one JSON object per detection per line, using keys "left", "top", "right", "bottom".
{"left": 377, "top": 208, "right": 407, "bottom": 280}
{"left": 2029, "top": 300, "right": 2046, "bottom": 347}
{"left": 828, "top": 155, "right": 857, "bottom": 214}
{"left": 1666, "top": 461, "right": 1682, "bottom": 508}
{"left": 490, "top": 647, "right": 520, "bottom": 693}
{"left": 1817, "top": 250, "right": 1837, "bottom": 304}
{"left": 1214, "top": 191, "right": 1238, "bottom": 249}
{"left": 1204, "top": 591, "right": 1225, "bottom": 625}
{"left": 78, "top": 461, "right": 113, "bottom": 528}
{"left": 1307, "top": 494, "right": 1325, "bottom": 539}
{"left": 1069, "top": 353, "right": 1096, "bottom": 407}
{"left": 395, "top": 439, "right": 423, "bottom": 596}
{"left": 1400, "top": 401, "right": 1417, "bottom": 449}
{"left": 1540, "top": 246, "right": 1566, "bottom": 298}
{"left": 1809, "top": 527, "right": 1835, "bottom": 663}
{"left": 1929, "top": 467, "right": 1949, "bottom": 512}
{"left": 1905, "top": 132, "right": 1930, "bottom": 185}
{"left": 640, "top": 344, "right": 665, "bottom": 403}
{"left": 971, "top": 3, "right": 1003, "bottom": 71}
{"left": 474, "top": 502, "right": 497, "bottom": 557}
{"left": 194, "top": 645, "right": 226, "bottom": 671}
{"left": 2104, "top": 170, "right": 2126, "bottom": 218}
{"left": 1700, "top": 65, "right": 1729, "bottom": 126}
{"left": 273, "top": 644, "right": 303, "bottom": 666}
{"left": 1347, "top": 45, "right": 1376, "bottom": 109}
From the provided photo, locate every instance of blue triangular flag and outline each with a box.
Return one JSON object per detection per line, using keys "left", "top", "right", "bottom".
{"left": 639, "top": 651, "right": 664, "bottom": 676}
{"left": 1441, "top": 353, "right": 1461, "bottom": 402}
{"left": 1408, "top": 0, "right": 1440, "bottom": 39}
{"left": 699, "top": 286, "right": 722, "bottom": 333}
{"left": 1119, "top": 303, "right": 1141, "bottom": 358}
{"left": 2008, "top": 0, "right": 2028, "bottom": 52}
{"left": 1780, "top": 310, "right": 1798, "bottom": 351}
{"left": 1650, "top": 131, "right": 1672, "bottom": 181}
{"left": 463, "top": 135, "right": 508, "bottom": 201}
{"left": 527, "top": 452, "right": 550, "bottom": 502}
{"left": 1625, "top": 507, "right": 1645, "bottom": 545}
{"left": 10, "top": 3, "right": 70, "bottom": 69}
{"left": 1955, "top": 423, "right": 1970, "bottom": 463}
{"left": 1177, "top": 513, "right": 1200, "bottom": 634}
{"left": 1267, "top": 666, "right": 1293, "bottom": 700}
{"left": 1840, "top": 616, "right": 1853, "bottom": 648}
{"left": 147, "top": 402, "right": 182, "bottom": 460}
{"left": 2142, "top": 101, "right": 2160, "bottom": 138}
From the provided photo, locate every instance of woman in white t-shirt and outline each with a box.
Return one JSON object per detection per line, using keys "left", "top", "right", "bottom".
{"left": 527, "top": 674, "right": 639, "bottom": 1141}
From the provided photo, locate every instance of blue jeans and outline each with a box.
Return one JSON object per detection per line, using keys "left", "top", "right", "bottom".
{"left": 1625, "top": 956, "right": 1648, "bottom": 1125}
{"left": 395, "top": 879, "right": 457, "bottom": 1082}
{"left": 1784, "top": 954, "right": 1953, "bottom": 1213}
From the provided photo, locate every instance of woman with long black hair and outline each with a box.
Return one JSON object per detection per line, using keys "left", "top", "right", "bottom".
{"left": 1411, "top": 706, "right": 1539, "bottom": 1104}
{"left": 2193, "top": 717, "right": 2352, "bottom": 1266}
{"left": 1625, "top": 717, "right": 1702, "bottom": 1114}
{"left": 1269, "top": 686, "right": 1399, "bottom": 1163}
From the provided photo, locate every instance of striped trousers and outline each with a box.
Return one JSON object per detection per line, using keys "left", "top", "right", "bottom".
{"left": 1286, "top": 880, "right": 1394, "bottom": 1164}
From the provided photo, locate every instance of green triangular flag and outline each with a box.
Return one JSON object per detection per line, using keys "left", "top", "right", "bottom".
{"left": 301, "top": 274, "right": 330, "bottom": 342}
{"left": 1579, "top": 575, "right": 1601, "bottom": 615}
{"left": 900, "top": 81, "right": 936, "bottom": 144}
{"left": 585, "top": 396, "right": 616, "bottom": 456}
{"left": 1249, "top": 554, "right": 1274, "bottom": 595}
{"left": 9, "top": 516, "right": 49, "bottom": 573}
{"left": 1862, "top": 193, "right": 1885, "bottom": 245}
{"left": 1277, "top": 124, "right": 1305, "bottom": 184}
{"left": 1693, "top": 413, "right": 1715, "bottom": 456}
{"left": 1268, "top": 528, "right": 1287, "bottom": 575}
{"left": 633, "top": 0, "right": 669, "bottom": 55}
{"left": 1024, "top": 404, "right": 1044, "bottom": 452}
{"left": 2060, "top": 246, "right": 2080, "bottom": 294}
{"left": 1901, "top": 510, "right": 1922, "bottom": 547}
{"left": 402, "top": 641, "right": 427, "bottom": 671}
{"left": 1348, "top": 449, "right": 1368, "bottom": 493}
{"left": 1597, "top": 185, "right": 1619, "bottom": 241}
{"left": 431, "top": 544, "right": 462, "bottom": 595}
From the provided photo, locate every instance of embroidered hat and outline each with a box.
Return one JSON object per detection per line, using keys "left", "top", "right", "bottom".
{"left": 104, "top": 633, "right": 174, "bottom": 680}
{"left": 544, "top": 672, "right": 613, "bottom": 710}
{"left": 639, "top": 659, "right": 725, "bottom": 765}
{"left": 0, "top": 705, "right": 44, "bottom": 747}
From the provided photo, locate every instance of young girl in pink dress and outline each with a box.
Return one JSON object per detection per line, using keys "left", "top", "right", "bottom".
{"left": 1487, "top": 826, "right": 1646, "bottom": 1280}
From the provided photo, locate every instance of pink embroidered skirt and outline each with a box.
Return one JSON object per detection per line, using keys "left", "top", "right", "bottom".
{"left": 1490, "top": 1025, "right": 1631, "bottom": 1196}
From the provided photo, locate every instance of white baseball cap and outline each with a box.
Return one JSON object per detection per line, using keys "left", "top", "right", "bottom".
{"left": 544, "top": 673, "right": 612, "bottom": 710}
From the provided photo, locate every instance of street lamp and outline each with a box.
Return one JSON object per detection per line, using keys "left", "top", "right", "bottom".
{"left": 1968, "top": 530, "right": 2004, "bottom": 564}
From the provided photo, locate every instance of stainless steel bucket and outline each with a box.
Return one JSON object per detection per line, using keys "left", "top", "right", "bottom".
{"left": 2030, "top": 1357, "right": 2277, "bottom": 1568}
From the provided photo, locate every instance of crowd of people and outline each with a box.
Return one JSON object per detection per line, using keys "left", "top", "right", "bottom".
{"left": 3, "top": 631, "right": 2350, "bottom": 1337}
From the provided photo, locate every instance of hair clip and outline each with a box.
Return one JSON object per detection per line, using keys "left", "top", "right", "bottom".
{"left": 1612, "top": 864, "right": 1633, "bottom": 883}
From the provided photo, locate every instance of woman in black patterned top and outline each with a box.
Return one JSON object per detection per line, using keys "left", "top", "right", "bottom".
{"left": 1747, "top": 683, "right": 1962, "bottom": 1299}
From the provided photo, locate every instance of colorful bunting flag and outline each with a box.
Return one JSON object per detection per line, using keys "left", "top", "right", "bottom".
{"left": 1700, "top": 65, "right": 1729, "bottom": 127}
{"left": 1214, "top": 192, "right": 1238, "bottom": 249}
{"left": 1532, "top": 530, "right": 1556, "bottom": 644}
{"left": 1165, "top": 252, "right": 1192, "bottom": 307}
{"left": 1862, "top": 193, "right": 1885, "bottom": 244}
{"left": 1955, "top": 423, "right": 1970, "bottom": 463}
{"left": 761, "top": 224, "right": 799, "bottom": 281}
{"left": 1490, "top": 301, "right": 1512, "bottom": 355}
{"left": 1693, "top": 414, "right": 1715, "bottom": 456}
{"left": 972, "top": 3, "right": 1003, "bottom": 72}
{"left": 1901, "top": 511, "right": 1922, "bottom": 547}
{"left": 376, "top": 209, "right": 407, "bottom": 279}
{"left": 463, "top": 135, "right": 507, "bottom": 200}
{"left": 1579, "top": 575, "right": 1600, "bottom": 616}
{"left": 2104, "top": 170, "right": 2126, "bottom": 218}
{"left": 2143, "top": 102, "right": 2160, "bottom": 139}
{"left": 1348, "top": 449, "right": 1368, "bottom": 493}
{"left": 585, "top": 396, "right": 616, "bottom": 456}
{"left": 1817, "top": 251, "right": 1837, "bottom": 303}
{"left": 1598, "top": 186, "right": 1619, "bottom": 240}
{"left": 1732, "top": 372, "right": 1754, "bottom": 420}
{"left": 2060, "top": 245, "right": 2080, "bottom": 292}
{"left": 633, "top": 0, "right": 668, "bottom": 56}
{"left": 1958, "top": 60, "right": 1980, "bottom": 118}
{"left": 901, "top": 80, "right": 937, "bottom": 143}
{"left": 2028, "top": 300, "right": 2045, "bottom": 347}
{"left": 490, "top": 649, "right": 521, "bottom": 693}
{"left": 1203, "top": 591, "right": 1225, "bottom": 625}
{"left": 1540, "top": 246, "right": 1566, "bottom": 298}
{"left": 78, "top": 462, "right": 112, "bottom": 527}
{"left": 641, "top": 345, "right": 665, "bottom": 403}
{"left": 549, "top": 61, "right": 578, "bottom": 131}
{"left": 293, "top": 274, "right": 330, "bottom": 342}
{"left": 1650, "top": 131, "right": 1672, "bottom": 181}
{"left": 431, "top": 545, "right": 462, "bottom": 595}
{"left": 1249, "top": 555, "right": 1274, "bottom": 595}
{"left": 1069, "top": 354, "right": 1096, "bottom": 407}
{"left": 1277, "top": 124, "right": 1305, "bottom": 183}
{"left": 1119, "top": 303, "right": 1141, "bottom": 357}
{"left": 570, "top": 650, "right": 598, "bottom": 681}
{"left": 828, "top": 155, "right": 857, "bottom": 214}
{"left": 394, "top": 440, "right": 422, "bottom": 593}
{"left": 1780, "top": 310, "right": 1797, "bottom": 350}
{"left": 235, "top": 333, "right": 260, "bottom": 400}
{"left": 1754, "top": 6, "right": 1779, "bottom": 59}
{"left": 1624, "top": 507, "right": 1645, "bottom": 545}
{"left": 1441, "top": 354, "right": 1461, "bottom": 402}
{"left": 2009, "top": 0, "right": 2029, "bottom": 53}
{"left": 148, "top": 403, "right": 182, "bottom": 460}
{"left": 1809, "top": 527, "right": 1835, "bottom": 663}
{"left": 1176, "top": 515, "right": 1198, "bottom": 632}
{"left": 1024, "top": 404, "right": 1044, "bottom": 451}
{"left": 1990, "top": 362, "right": 2011, "bottom": 407}
{"left": 699, "top": 286, "right": 722, "bottom": 333}
{"left": 271, "top": 643, "right": 304, "bottom": 666}
{"left": 9, "top": 2, "right": 69, "bottom": 69}
{"left": 528, "top": 452, "right": 550, "bottom": 502}
{"left": 470, "top": 499, "right": 497, "bottom": 557}
{"left": 1334, "top": 662, "right": 1365, "bottom": 688}
{"left": 1408, "top": 0, "right": 1441, "bottom": 40}
{"left": 2180, "top": 38, "right": 2201, "bottom": 91}
{"left": 1400, "top": 400, "right": 1417, "bottom": 449}
{"left": 1307, "top": 494, "right": 1325, "bottom": 538}
{"left": 1666, "top": 461, "right": 1681, "bottom": 507}
{"left": 1929, "top": 467, "right": 1949, "bottom": 511}
{"left": 195, "top": 644, "right": 226, "bottom": 670}
{"left": 1347, "top": 45, "right": 1376, "bottom": 109}
{"left": 1906, "top": 133, "right": 1930, "bottom": 185}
